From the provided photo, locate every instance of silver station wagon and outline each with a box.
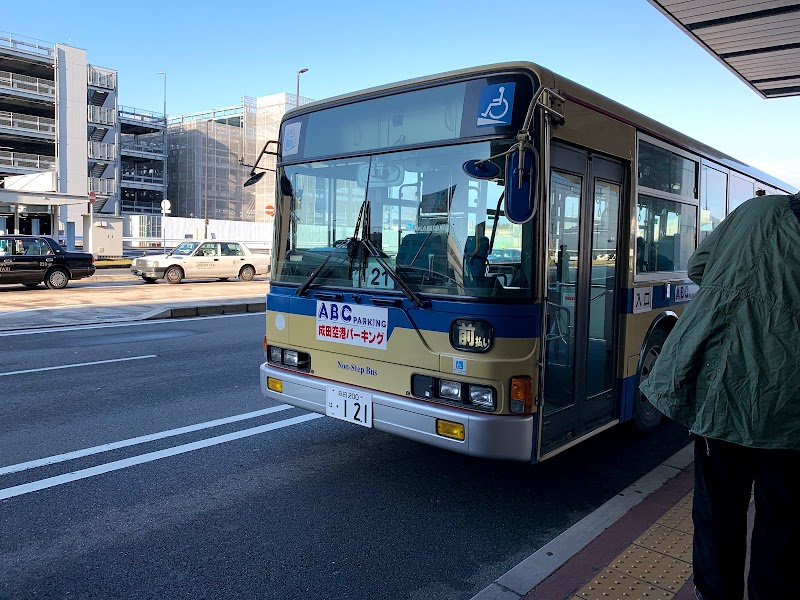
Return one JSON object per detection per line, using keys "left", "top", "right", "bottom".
{"left": 130, "top": 240, "right": 270, "bottom": 284}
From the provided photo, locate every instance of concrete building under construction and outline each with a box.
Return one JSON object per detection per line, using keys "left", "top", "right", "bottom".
{"left": 167, "top": 92, "right": 312, "bottom": 227}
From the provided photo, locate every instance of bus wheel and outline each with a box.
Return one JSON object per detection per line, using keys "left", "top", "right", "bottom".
{"left": 634, "top": 329, "right": 667, "bottom": 431}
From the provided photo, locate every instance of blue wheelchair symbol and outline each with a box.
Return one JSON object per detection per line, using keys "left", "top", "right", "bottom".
{"left": 477, "top": 83, "right": 515, "bottom": 127}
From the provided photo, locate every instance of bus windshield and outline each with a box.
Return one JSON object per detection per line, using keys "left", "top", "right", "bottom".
{"left": 273, "top": 141, "right": 533, "bottom": 299}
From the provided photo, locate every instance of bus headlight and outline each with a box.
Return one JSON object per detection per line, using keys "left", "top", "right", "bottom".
{"left": 438, "top": 379, "right": 462, "bottom": 401}
{"left": 469, "top": 385, "right": 495, "bottom": 409}
{"left": 283, "top": 350, "right": 299, "bottom": 367}
{"left": 269, "top": 346, "right": 283, "bottom": 363}
{"left": 266, "top": 345, "right": 311, "bottom": 372}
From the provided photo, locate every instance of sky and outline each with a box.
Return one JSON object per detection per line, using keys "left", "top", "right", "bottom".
{"left": 4, "top": 0, "right": 798, "bottom": 188}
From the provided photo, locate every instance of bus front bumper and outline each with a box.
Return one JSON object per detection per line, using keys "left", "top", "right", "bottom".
{"left": 260, "top": 364, "right": 534, "bottom": 462}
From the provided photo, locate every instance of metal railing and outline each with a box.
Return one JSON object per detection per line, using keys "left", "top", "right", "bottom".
{"left": 0, "top": 70, "right": 55, "bottom": 96}
{"left": 88, "top": 65, "right": 117, "bottom": 90}
{"left": 120, "top": 139, "right": 165, "bottom": 154}
{"left": 0, "top": 31, "right": 54, "bottom": 59}
{"left": 0, "top": 110, "right": 55, "bottom": 134}
{"left": 120, "top": 169, "right": 165, "bottom": 184}
{"left": 88, "top": 141, "right": 116, "bottom": 160}
{"left": 0, "top": 150, "right": 55, "bottom": 170}
{"left": 88, "top": 105, "right": 116, "bottom": 126}
{"left": 119, "top": 106, "right": 165, "bottom": 127}
{"left": 89, "top": 177, "right": 117, "bottom": 195}
{"left": 121, "top": 199, "right": 161, "bottom": 214}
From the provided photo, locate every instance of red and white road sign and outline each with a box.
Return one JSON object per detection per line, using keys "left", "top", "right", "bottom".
{"left": 89, "top": 191, "right": 97, "bottom": 205}
{"left": 265, "top": 205, "right": 275, "bottom": 216}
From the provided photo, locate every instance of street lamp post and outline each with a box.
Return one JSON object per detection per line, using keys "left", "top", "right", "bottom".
{"left": 158, "top": 71, "right": 168, "bottom": 241}
{"left": 296, "top": 68, "right": 308, "bottom": 108}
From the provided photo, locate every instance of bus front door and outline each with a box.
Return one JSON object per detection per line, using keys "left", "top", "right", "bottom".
{"left": 540, "top": 143, "right": 623, "bottom": 456}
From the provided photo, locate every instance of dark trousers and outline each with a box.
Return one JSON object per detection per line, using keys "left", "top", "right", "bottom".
{"left": 693, "top": 436, "right": 800, "bottom": 600}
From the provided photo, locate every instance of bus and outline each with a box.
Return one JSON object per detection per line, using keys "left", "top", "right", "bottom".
{"left": 254, "top": 62, "right": 796, "bottom": 462}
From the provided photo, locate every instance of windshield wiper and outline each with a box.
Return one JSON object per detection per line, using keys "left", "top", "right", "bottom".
{"left": 295, "top": 239, "right": 350, "bottom": 297}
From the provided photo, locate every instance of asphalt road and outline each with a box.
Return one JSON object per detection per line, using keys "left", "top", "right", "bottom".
{"left": 0, "top": 314, "right": 690, "bottom": 600}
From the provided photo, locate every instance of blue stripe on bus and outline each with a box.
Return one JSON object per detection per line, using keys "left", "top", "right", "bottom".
{"left": 267, "top": 285, "right": 540, "bottom": 338}
{"left": 617, "top": 373, "right": 638, "bottom": 422}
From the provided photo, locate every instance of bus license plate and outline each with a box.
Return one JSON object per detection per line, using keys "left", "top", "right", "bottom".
{"left": 325, "top": 385, "right": 373, "bottom": 428}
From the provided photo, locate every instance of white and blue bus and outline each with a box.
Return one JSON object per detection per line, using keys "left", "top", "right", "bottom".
{"left": 255, "top": 62, "right": 796, "bottom": 462}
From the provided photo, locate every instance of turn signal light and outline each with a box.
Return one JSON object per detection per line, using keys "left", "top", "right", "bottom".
{"left": 510, "top": 377, "right": 533, "bottom": 414}
{"left": 436, "top": 419, "right": 465, "bottom": 441}
{"left": 267, "top": 377, "right": 283, "bottom": 393}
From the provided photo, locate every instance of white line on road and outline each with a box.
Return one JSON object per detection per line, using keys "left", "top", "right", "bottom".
{"left": 0, "top": 355, "right": 157, "bottom": 377}
{"left": 0, "top": 293, "right": 262, "bottom": 317}
{"left": 0, "top": 404, "right": 293, "bottom": 475}
{"left": 0, "top": 413, "right": 323, "bottom": 501}
{"left": 0, "top": 312, "right": 260, "bottom": 337}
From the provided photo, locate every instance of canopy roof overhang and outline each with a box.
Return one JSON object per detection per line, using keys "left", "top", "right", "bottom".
{"left": 648, "top": 1, "right": 800, "bottom": 98}
{"left": 0, "top": 189, "right": 89, "bottom": 207}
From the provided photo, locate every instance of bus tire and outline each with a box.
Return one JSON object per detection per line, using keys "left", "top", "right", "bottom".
{"left": 634, "top": 328, "right": 667, "bottom": 431}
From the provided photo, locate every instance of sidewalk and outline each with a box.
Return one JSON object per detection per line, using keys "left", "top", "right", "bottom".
{"left": 472, "top": 444, "right": 699, "bottom": 600}
{"left": 0, "top": 269, "right": 267, "bottom": 331}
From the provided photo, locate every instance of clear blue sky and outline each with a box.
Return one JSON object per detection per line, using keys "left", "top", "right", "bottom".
{"left": 4, "top": 0, "right": 798, "bottom": 188}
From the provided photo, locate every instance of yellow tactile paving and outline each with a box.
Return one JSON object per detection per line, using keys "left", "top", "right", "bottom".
{"left": 572, "top": 491, "right": 695, "bottom": 600}
{"left": 657, "top": 504, "right": 694, "bottom": 535}
{"left": 632, "top": 524, "right": 693, "bottom": 563}
{"left": 609, "top": 546, "right": 692, "bottom": 591}
{"left": 573, "top": 568, "right": 675, "bottom": 598}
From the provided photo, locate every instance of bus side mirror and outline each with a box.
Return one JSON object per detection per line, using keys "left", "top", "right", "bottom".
{"left": 504, "top": 146, "right": 539, "bottom": 224}
{"left": 244, "top": 172, "right": 265, "bottom": 187}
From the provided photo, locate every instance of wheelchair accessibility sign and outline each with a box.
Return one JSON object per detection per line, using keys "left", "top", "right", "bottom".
{"left": 477, "top": 83, "right": 515, "bottom": 127}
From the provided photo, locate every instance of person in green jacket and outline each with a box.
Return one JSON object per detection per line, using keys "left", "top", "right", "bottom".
{"left": 640, "top": 191, "right": 800, "bottom": 600}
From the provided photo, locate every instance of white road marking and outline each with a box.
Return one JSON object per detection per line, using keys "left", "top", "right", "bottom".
{"left": 0, "top": 292, "right": 262, "bottom": 317}
{"left": 0, "top": 312, "right": 261, "bottom": 337}
{"left": 0, "top": 405, "right": 293, "bottom": 475}
{"left": 0, "top": 413, "right": 323, "bottom": 501}
{"left": 0, "top": 355, "right": 157, "bottom": 377}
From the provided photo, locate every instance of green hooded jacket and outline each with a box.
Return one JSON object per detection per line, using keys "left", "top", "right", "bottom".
{"left": 639, "top": 193, "right": 800, "bottom": 450}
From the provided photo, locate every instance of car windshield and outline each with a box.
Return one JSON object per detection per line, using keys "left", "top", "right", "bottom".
{"left": 171, "top": 242, "right": 200, "bottom": 256}
{"left": 272, "top": 142, "right": 533, "bottom": 299}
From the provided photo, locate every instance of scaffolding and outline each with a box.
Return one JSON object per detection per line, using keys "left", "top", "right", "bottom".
{"left": 167, "top": 118, "right": 255, "bottom": 222}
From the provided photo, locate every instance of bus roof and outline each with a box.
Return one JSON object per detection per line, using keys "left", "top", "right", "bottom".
{"left": 285, "top": 61, "right": 797, "bottom": 194}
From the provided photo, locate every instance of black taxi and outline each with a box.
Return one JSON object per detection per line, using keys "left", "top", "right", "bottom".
{"left": 0, "top": 235, "right": 95, "bottom": 289}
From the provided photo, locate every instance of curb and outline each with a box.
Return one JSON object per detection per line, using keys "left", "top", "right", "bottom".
{"left": 470, "top": 442, "right": 694, "bottom": 600}
{"left": 143, "top": 302, "right": 266, "bottom": 321}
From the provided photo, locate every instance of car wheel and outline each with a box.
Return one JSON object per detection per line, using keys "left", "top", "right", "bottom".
{"left": 634, "top": 328, "right": 668, "bottom": 431}
{"left": 164, "top": 266, "right": 183, "bottom": 284}
{"left": 44, "top": 268, "right": 69, "bottom": 290}
{"left": 23, "top": 282, "right": 40, "bottom": 288}
{"left": 239, "top": 265, "right": 256, "bottom": 281}
{"left": 218, "top": 277, "right": 229, "bottom": 281}
{"left": 142, "top": 276, "right": 157, "bottom": 283}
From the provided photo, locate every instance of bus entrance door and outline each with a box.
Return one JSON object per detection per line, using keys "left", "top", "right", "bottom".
{"left": 540, "top": 144, "right": 623, "bottom": 456}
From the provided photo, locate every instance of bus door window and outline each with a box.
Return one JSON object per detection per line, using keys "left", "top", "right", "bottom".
{"left": 586, "top": 180, "right": 620, "bottom": 398}
{"left": 545, "top": 170, "right": 582, "bottom": 414}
